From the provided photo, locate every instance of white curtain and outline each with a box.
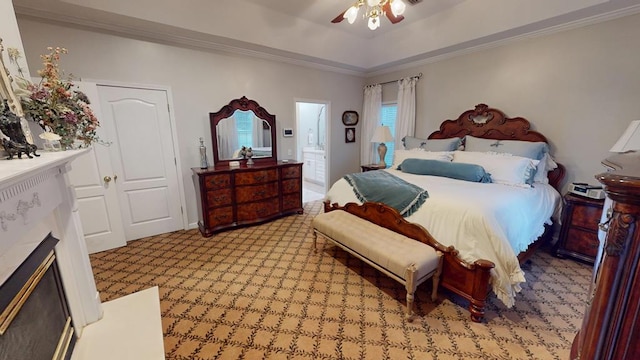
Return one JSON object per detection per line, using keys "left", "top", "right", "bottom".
{"left": 251, "top": 115, "right": 265, "bottom": 148}
{"left": 360, "top": 84, "right": 382, "bottom": 165}
{"left": 396, "top": 77, "right": 418, "bottom": 148}
{"left": 217, "top": 116, "right": 239, "bottom": 159}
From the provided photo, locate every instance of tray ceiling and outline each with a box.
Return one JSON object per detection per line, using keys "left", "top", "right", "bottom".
{"left": 12, "top": 0, "right": 640, "bottom": 75}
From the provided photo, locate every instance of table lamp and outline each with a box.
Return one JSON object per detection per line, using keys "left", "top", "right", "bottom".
{"left": 371, "top": 125, "right": 393, "bottom": 168}
{"left": 610, "top": 120, "right": 640, "bottom": 153}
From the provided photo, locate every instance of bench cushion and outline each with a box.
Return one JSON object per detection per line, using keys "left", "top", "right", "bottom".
{"left": 312, "top": 210, "right": 440, "bottom": 282}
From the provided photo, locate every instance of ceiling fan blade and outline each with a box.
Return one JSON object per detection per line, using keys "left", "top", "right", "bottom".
{"left": 331, "top": 9, "right": 348, "bottom": 23}
{"left": 383, "top": 2, "right": 405, "bottom": 24}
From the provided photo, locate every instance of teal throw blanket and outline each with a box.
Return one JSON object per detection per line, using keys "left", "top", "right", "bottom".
{"left": 343, "top": 170, "right": 428, "bottom": 217}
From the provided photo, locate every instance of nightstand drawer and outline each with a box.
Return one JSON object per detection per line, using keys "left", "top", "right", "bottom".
{"left": 555, "top": 192, "right": 605, "bottom": 264}
{"left": 569, "top": 204, "right": 603, "bottom": 231}
{"left": 565, "top": 228, "right": 599, "bottom": 258}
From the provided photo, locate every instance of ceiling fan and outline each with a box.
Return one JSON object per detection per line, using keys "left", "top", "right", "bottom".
{"left": 331, "top": 0, "right": 407, "bottom": 30}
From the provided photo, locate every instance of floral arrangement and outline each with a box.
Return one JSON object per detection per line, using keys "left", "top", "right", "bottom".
{"left": 14, "top": 47, "right": 100, "bottom": 148}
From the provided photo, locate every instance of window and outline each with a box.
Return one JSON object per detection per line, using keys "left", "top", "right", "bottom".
{"left": 380, "top": 103, "right": 397, "bottom": 167}
{"left": 234, "top": 110, "right": 253, "bottom": 146}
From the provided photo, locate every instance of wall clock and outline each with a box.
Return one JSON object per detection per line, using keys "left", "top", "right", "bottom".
{"left": 342, "top": 111, "right": 359, "bottom": 126}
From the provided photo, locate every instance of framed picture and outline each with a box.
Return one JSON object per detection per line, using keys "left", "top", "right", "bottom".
{"left": 342, "top": 111, "right": 359, "bottom": 126}
{"left": 345, "top": 127, "right": 356, "bottom": 143}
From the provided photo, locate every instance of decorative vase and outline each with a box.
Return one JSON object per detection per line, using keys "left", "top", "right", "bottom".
{"left": 246, "top": 148, "right": 254, "bottom": 165}
{"left": 43, "top": 139, "right": 62, "bottom": 152}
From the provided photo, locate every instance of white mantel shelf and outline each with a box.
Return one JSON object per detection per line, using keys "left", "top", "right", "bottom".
{"left": 0, "top": 148, "right": 102, "bottom": 336}
{"left": 0, "top": 149, "right": 89, "bottom": 188}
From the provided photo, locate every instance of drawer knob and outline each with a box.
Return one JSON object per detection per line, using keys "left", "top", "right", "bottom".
{"left": 598, "top": 206, "right": 613, "bottom": 232}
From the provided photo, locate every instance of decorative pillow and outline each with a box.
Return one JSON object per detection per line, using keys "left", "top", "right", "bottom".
{"left": 402, "top": 136, "right": 462, "bottom": 151}
{"left": 453, "top": 151, "right": 539, "bottom": 187}
{"left": 400, "top": 158, "right": 492, "bottom": 183}
{"left": 533, "top": 153, "right": 558, "bottom": 184}
{"left": 464, "top": 136, "right": 549, "bottom": 160}
{"left": 392, "top": 149, "right": 453, "bottom": 170}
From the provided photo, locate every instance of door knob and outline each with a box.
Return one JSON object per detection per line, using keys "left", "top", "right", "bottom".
{"left": 104, "top": 176, "right": 112, "bottom": 183}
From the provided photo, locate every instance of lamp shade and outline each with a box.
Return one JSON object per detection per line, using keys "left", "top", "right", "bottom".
{"left": 371, "top": 125, "right": 393, "bottom": 143}
{"left": 610, "top": 120, "right": 640, "bottom": 152}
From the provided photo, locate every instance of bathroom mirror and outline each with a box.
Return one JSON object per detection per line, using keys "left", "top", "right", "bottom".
{"left": 210, "top": 96, "right": 277, "bottom": 167}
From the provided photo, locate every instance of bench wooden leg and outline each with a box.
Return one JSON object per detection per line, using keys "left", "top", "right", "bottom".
{"left": 431, "top": 252, "right": 443, "bottom": 301}
{"left": 404, "top": 263, "right": 418, "bottom": 322}
{"left": 312, "top": 231, "right": 318, "bottom": 252}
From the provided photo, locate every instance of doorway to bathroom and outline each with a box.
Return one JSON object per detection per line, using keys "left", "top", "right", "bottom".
{"left": 295, "top": 100, "right": 329, "bottom": 203}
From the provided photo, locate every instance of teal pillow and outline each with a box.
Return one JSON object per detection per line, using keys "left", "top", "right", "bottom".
{"left": 400, "top": 159, "right": 492, "bottom": 183}
{"left": 402, "top": 136, "right": 462, "bottom": 151}
{"left": 464, "top": 136, "right": 549, "bottom": 160}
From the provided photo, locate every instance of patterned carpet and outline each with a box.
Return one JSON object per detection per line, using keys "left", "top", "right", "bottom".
{"left": 89, "top": 201, "right": 592, "bottom": 360}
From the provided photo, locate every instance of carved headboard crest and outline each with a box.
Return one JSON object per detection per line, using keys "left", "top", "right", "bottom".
{"left": 428, "top": 103, "right": 548, "bottom": 143}
{"left": 468, "top": 104, "right": 494, "bottom": 125}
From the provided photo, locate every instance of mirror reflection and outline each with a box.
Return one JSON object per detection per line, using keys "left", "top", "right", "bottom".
{"left": 216, "top": 110, "right": 272, "bottom": 160}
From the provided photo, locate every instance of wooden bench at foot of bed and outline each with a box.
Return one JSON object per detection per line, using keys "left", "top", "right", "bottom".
{"left": 323, "top": 200, "right": 496, "bottom": 323}
{"left": 312, "top": 203, "right": 443, "bottom": 321}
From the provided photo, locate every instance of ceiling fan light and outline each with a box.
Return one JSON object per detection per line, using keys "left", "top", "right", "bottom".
{"left": 391, "top": 0, "right": 406, "bottom": 16}
{"left": 345, "top": 6, "right": 359, "bottom": 24}
{"left": 367, "top": 0, "right": 382, "bottom": 7}
{"left": 368, "top": 16, "right": 380, "bottom": 30}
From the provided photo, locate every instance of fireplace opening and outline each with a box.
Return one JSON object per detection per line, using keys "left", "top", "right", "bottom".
{"left": 0, "top": 233, "right": 77, "bottom": 360}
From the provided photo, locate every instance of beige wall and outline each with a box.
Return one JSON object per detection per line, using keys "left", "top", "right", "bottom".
{"left": 14, "top": 11, "right": 640, "bottom": 226}
{"left": 369, "top": 13, "right": 640, "bottom": 190}
{"left": 16, "top": 18, "right": 364, "bottom": 227}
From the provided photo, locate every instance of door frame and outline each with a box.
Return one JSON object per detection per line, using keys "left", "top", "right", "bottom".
{"left": 88, "top": 79, "right": 189, "bottom": 231}
{"left": 294, "top": 98, "right": 330, "bottom": 191}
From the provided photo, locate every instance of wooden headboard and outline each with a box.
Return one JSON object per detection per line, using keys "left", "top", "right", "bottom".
{"left": 427, "top": 104, "right": 565, "bottom": 190}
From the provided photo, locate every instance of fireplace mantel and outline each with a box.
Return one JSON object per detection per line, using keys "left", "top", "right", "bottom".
{"left": 0, "top": 149, "right": 103, "bottom": 335}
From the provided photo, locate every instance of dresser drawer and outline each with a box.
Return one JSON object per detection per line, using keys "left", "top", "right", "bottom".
{"left": 282, "top": 193, "right": 302, "bottom": 212}
{"left": 207, "top": 206, "right": 234, "bottom": 227}
{"left": 281, "top": 178, "right": 300, "bottom": 194}
{"left": 235, "top": 182, "right": 279, "bottom": 203}
{"left": 235, "top": 169, "right": 278, "bottom": 185}
{"left": 237, "top": 199, "right": 279, "bottom": 221}
{"left": 565, "top": 228, "right": 599, "bottom": 258}
{"left": 569, "top": 204, "right": 603, "bottom": 231}
{"left": 204, "top": 174, "right": 231, "bottom": 190}
{"left": 281, "top": 165, "right": 301, "bottom": 179}
{"left": 206, "top": 188, "right": 232, "bottom": 207}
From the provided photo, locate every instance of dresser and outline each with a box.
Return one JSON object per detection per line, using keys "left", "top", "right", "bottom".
{"left": 555, "top": 193, "right": 604, "bottom": 264}
{"left": 570, "top": 152, "right": 640, "bottom": 359}
{"left": 193, "top": 161, "right": 303, "bottom": 237}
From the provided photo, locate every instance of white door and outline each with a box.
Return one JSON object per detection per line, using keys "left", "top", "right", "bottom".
{"left": 71, "top": 147, "right": 127, "bottom": 253}
{"left": 97, "top": 86, "right": 183, "bottom": 240}
{"left": 71, "top": 82, "right": 126, "bottom": 253}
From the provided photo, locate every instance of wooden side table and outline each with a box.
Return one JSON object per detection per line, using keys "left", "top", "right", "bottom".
{"left": 570, "top": 152, "right": 640, "bottom": 359}
{"left": 361, "top": 164, "right": 383, "bottom": 172}
{"left": 554, "top": 192, "right": 604, "bottom": 264}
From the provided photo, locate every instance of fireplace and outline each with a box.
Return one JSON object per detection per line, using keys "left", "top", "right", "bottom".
{"left": 0, "top": 234, "right": 76, "bottom": 360}
{"left": 0, "top": 150, "right": 103, "bottom": 358}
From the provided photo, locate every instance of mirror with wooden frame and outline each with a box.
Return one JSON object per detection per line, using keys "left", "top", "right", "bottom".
{"left": 210, "top": 96, "right": 277, "bottom": 167}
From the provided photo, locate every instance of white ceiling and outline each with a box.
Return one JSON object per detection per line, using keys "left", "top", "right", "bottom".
{"left": 12, "top": 0, "right": 640, "bottom": 76}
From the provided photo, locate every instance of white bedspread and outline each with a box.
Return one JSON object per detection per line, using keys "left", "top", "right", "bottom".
{"left": 324, "top": 169, "right": 561, "bottom": 307}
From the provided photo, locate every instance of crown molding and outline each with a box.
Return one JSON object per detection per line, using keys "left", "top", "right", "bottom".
{"left": 14, "top": 2, "right": 640, "bottom": 79}
{"left": 14, "top": 6, "right": 368, "bottom": 78}
{"left": 365, "top": 3, "right": 640, "bottom": 77}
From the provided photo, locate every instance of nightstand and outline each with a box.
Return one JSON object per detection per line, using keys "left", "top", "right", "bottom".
{"left": 361, "top": 164, "right": 383, "bottom": 172}
{"left": 555, "top": 192, "right": 604, "bottom": 264}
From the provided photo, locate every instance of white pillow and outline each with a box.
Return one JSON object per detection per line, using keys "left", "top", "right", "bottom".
{"left": 392, "top": 149, "right": 453, "bottom": 169}
{"left": 533, "top": 153, "right": 558, "bottom": 184}
{"left": 453, "top": 151, "right": 539, "bottom": 188}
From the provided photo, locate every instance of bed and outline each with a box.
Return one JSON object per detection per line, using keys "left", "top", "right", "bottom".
{"left": 323, "top": 104, "right": 566, "bottom": 322}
